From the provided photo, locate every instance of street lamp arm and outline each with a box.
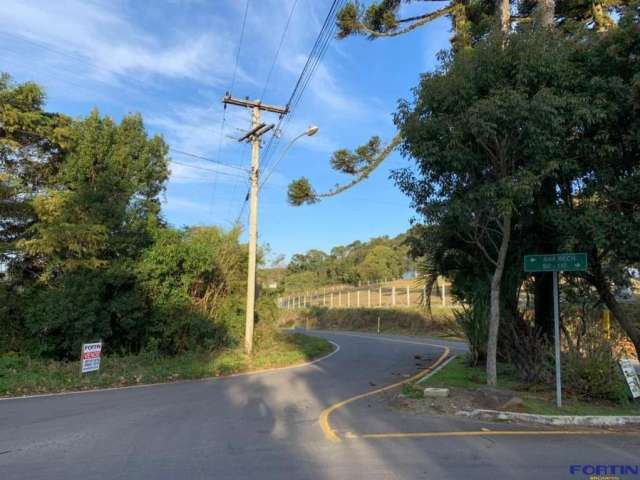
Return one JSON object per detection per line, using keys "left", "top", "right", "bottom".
{"left": 259, "top": 127, "right": 318, "bottom": 189}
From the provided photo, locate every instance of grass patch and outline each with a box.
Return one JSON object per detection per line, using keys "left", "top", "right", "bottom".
{"left": 0, "top": 333, "right": 334, "bottom": 398}
{"left": 422, "top": 356, "right": 640, "bottom": 416}
{"left": 280, "top": 306, "right": 463, "bottom": 340}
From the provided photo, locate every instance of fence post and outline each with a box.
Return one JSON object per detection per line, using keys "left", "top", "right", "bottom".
{"left": 339, "top": 291, "right": 342, "bottom": 307}
{"left": 347, "top": 291, "right": 351, "bottom": 308}
{"left": 330, "top": 292, "right": 333, "bottom": 308}
{"left": 406, "top": 286, "right": 410, "bottom": 306}
{"left": 379, "top": 286, "right": 382, "bottom": 307}
{"left": 392, "top": 287, "right": 396, "bottom": 306}
{"left": 357, "top": 290, "right": 360, "bottom": 307}
{"left": 368, "top": 289, "right": 371, "bottom": 307}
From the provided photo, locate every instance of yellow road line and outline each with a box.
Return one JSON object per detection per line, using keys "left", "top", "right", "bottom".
{"left": 319, "top": 345, "right": 450, "bottom": 442}
{"left": 358, "top": 430, "right": 616, "bottom": 440}
{"left": 317, "top": 335, "right": 625, "bottom": 443}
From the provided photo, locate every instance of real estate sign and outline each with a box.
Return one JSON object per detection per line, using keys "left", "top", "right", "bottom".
{"left": 619, "top": 358, "right": 640, "bottom": 399}
{"left": 81, "top": 342, "right": 102, "bottom": 374}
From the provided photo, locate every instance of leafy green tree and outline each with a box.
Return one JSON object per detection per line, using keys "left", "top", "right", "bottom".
{"left": 18, "top": 109, "right": 168, "bottom": 276}
{"left": 551, "top": 10, "right": 640, "bottom": 355}
{"left": 359, "top": 244, "right": 404, "bottom": 282}
{"left": 0, "top": 74, "right": 71, "bottom": 273}
{"left": 393, "top": 28, "right": 588, "bottom": 384}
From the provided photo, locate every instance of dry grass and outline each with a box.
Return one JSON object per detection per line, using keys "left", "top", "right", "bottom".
{"left": 279, "top": 306, "right": 463, "bottom": 340}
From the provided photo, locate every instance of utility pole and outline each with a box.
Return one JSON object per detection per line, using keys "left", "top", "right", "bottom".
{"left": 222, "top": 94, "right": 288, "bottom": 354}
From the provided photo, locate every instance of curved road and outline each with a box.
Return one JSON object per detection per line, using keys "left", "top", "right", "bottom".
{"left": 1, "top": 330, "right": 638, "bottom": 479}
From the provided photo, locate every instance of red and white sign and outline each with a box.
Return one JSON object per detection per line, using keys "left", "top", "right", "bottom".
{"left": 81, "top": 342, "right": 102, "bottom": 373}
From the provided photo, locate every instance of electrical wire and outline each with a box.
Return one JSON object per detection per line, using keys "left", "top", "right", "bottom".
{"left": 259, "top": 0, "right": 345, "bottom": 187}
{"left": 259, "top": 0, "right": 299, "bottom": 102}
{"left": 230, "top": 0, "right": 250, "bottom": 96}
{"left": 170, "top": 148, "right": 247, "bottom": 172}
{"left": 168, "top": 159, "right": 247, "bottom": 179}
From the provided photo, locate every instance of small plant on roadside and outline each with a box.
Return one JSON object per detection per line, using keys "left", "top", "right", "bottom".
{"left": 501, "top": 314, "right": 553, "bottom": 385}
{"left": 401, "top": 383, "right": 424, "bottom": 399}
{"left": 454, "top": 300, "right": 488, "bottom": 367}
{"left": 562, "top": 337, "right": 629, "bottom": 404}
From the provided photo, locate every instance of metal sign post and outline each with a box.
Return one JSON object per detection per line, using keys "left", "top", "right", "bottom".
{"left": 524, "top": 253, "right": 587, "bottom": 409}
{"left": 552, "top": 271, "right": 562, "bottom": 408}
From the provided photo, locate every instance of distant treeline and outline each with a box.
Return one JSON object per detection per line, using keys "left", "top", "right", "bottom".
{"left": 265, "top": 233, "right": 417, "bottom": 292}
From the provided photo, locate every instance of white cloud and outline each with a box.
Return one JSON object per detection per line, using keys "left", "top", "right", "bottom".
{"left": 0, "top": 0, "right": 236, "bottom": 85}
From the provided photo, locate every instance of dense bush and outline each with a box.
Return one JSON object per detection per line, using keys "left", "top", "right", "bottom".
{"left": 3, "top": 225, "right": 268, "bottom": 360}
{"left": 22, "top": 268, "right": 147, "bottom": 359}
{"left": 501, "top": 314, "right": 552, "bottom": 384}
{"left": 135, "top": 226, "right": 249, "bottom": 355}
{"left": 562, "top": 338, "right": 629, "bottom": 403}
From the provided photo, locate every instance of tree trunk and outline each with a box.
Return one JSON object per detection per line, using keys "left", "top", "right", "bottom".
{"left": 486, "top": 210, "right": 512, "bottom": 386}
{"left": 590, "top": 262, "right": 640, "bottom": 358}
{"left": 496, "top": 0, "right": 510, "bottom": 33}
{"left": 537, "top": 0, "right": 555, "bottom": 27}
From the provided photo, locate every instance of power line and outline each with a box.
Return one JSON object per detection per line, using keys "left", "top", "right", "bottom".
{"left": 259, "top": 0, "right": 299, "bottom": 102}
{"left": 169, "top": 159, "right": 247, "bottom": 179}
{"left": 170, "top": 148, "right": 248, "bottom": 172}
{"left": 230, "top": 0, "right": 250, "bottom": 95}
{"left": 260, "top": 0, "right": 344, "bottom": 186}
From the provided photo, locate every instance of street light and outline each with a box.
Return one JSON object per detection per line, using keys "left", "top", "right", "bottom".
{"left": 259, "top": 126, "right": 319, "bottom": 189}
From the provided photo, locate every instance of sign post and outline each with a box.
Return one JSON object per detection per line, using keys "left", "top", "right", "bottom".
{"left": 524, "top": 253, "right": 587, "bottom": 408}
{"left": 81, "top": 341, "right": 102, "bottom": 374}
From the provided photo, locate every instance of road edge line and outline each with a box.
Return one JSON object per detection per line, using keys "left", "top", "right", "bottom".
{"left": 319, "top": 344, "right": 450, "bottom": 443}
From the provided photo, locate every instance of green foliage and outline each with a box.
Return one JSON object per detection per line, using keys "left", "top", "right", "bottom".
{"left": 359, "top": 245, "right": 404, "bottom": 281}
{"left": 18, "top": 109, "right": 168, "bottom": 276}
{"left": 454, "top": 296, "right": 489, "bottom": 366}
{"left": 0, "top": 74, "right": 71, "bottom": 268}
{"left": 22, "top": 268, "right": 147, "bottom": 359}
{"left": 562, "top": 339, "right": 629, "bottom": 403}
{"left": 330, "top": 136, "right": 381, "bottom": 175}
{"left": 135, "top": 226, "right": 248, "bottom": 355}
{"left": 282, "top": 233, "right": 414, "bottom": 290}
{"left": 1, "top": 74, "right": 273, "bottom": 363}
{"left": 287, "top": 177, "right": 317, "bottom": 206}
{"left": 336, "top": 2, "right": 361, "bottom": 38}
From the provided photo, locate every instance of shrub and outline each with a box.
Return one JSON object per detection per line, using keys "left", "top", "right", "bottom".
{"left": 454, "top": 301, "right": 488, "bottom": 366}
{"left": 562, "top": 338, "right": 629, "bottom": 403}
{"left": 501, "top": 314, "right": 553, "bottom": 384}
{"left": 23, "top": 268, "right": 148, "bottom": 359}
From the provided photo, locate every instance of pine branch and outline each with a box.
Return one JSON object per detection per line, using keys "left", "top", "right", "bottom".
{"left": 316, "top": 132, "right": 402, "bottom": 198}
{"left": 287, "top": 132, "right": 402, "bottom": 206}
{"left": 360, "top": 6, "right": 455, "bottom": 38}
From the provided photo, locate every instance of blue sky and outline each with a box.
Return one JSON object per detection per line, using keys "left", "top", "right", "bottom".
{"left": 0, "top": 0, "right": 452, "bottom": 263}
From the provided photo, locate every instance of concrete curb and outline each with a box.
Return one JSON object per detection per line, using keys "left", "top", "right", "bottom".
{"left": 415, "top": 355, "right": 457, "bottom": 385}
{"left": 457, "top": 409, "right": 640, "bottom": 426}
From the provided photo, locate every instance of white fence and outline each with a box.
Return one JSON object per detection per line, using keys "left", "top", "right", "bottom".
{"left": 278, "top": 283, "right": 450, "bottom": 310}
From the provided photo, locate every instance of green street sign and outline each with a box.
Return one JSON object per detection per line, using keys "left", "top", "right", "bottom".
{"left": 524, "top": 253, "right": 587, "bottom": 273}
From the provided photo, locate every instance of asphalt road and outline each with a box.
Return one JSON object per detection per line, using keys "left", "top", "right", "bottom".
{"left": 1, "top": 330, "right": 638, "bottom": 480}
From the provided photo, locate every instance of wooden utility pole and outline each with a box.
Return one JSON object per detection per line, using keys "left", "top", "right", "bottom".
{"left": 222, "top": 94, "right": 288, "bottom": 354}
